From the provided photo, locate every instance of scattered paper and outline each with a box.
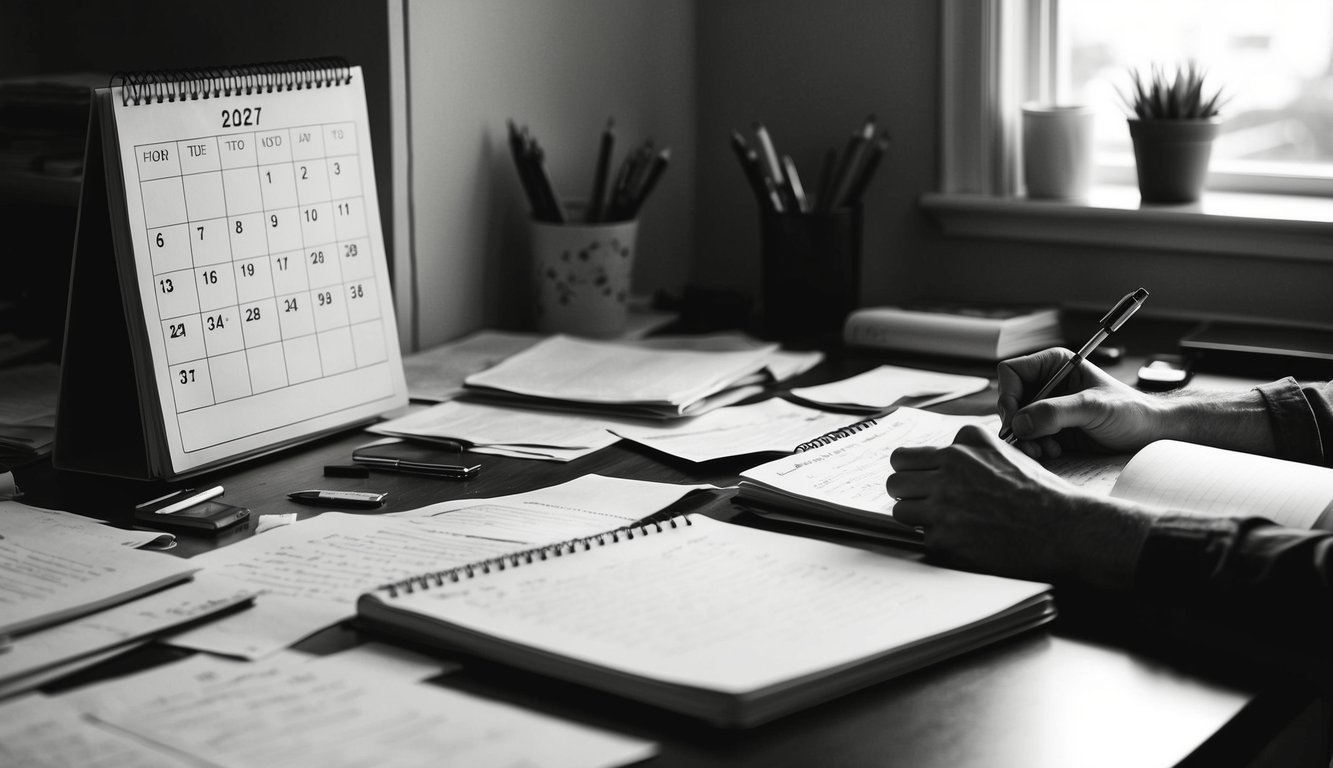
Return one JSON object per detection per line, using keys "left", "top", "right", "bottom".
{"left": 789, "top": 364, "right": 990, "bottom": 412}
{"left": 0, "top": 500, "right": 175, "bottom": 549}
{"left": 402, "top": 329, "right": 542, "bottom": 402}
{"left": 167, "top": 476, "right": 710, "bottom": 658}
{"left": 307, "top": 640, "right": 459, "bottom": 682}
{"left": 0, "top": 572, "right": 256, "bottom": 693}
{"left": 0, "top": 694, "right": 195, "bottom": 767}
{"left": 63, "top": 652, "right": 656, "bottom": 768}
{"left": 369, "top": 399, "right": 629, "bottom": 462}
{"left": 611, "top": 398, "right": 867, "bottom": 462}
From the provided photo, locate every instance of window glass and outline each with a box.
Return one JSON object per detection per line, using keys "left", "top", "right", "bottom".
{"left": 1064, "top": 0, "right": 1333, "bottom": 177}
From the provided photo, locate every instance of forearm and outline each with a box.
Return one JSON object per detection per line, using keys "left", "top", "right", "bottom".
{"left": 1153, "top": 387, "right": 1278, "bottom": 456}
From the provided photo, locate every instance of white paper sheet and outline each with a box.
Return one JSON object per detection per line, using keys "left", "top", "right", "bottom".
{"left": 168, "top": 475, "right": 708, "bottom": 658}
{"left": 611, "top": 397, "right": 866, "bottom": 462}
{"left": 64, "top": 652, "right": 656, "bottom": 768}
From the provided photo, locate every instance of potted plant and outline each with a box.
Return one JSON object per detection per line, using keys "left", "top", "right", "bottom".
{"left": 1120, "top": 62, "right": 1228, "bottom": 203}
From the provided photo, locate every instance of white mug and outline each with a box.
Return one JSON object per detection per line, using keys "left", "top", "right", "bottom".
{"left": 1021, "top": 103, "right": 1095, "bottom": 200}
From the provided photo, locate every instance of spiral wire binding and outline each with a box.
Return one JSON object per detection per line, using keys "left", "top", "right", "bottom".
{"left": 376, "top": 514, "right": 695, "bottom": 599}
{"left": 793, "top": 417, "right": 878, "bottom": 453}
{"left": 111, "top": 56, "right": 352, "bottom": 107}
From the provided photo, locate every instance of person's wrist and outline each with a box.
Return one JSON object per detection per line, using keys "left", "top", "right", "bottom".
{"left": 1157, "top": 389, "right": 1275, "bottom": 454}
{"left": 1057, "top": 495, "right": 1152, "bottom": 591}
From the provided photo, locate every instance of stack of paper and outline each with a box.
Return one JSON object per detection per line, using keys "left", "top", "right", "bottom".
{"left": 462, "top": 334, "right": 783, "bottom": 418}
{"left": 368, "top": 399, "right": 633, "bottom": 462}
{"left": 0, "top": 502, "right": 256, "bottom": 698}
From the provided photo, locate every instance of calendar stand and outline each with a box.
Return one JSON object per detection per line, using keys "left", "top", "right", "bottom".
{"left": 54, "top": 59, "right": 407, "bottom": 481}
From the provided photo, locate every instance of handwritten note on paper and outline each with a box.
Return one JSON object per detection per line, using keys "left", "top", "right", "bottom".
{"left": 464, "top": 333, "right": 778, "bottom": 406}
{"left": 389, "top": 473, "right": 710, "bottom": 530}
{"left": 740, "top": 408, "right": 1000, "bottom": 518}
{"left": 0, "top": 516, "right": 197, "bottom": 637}
{"left": 401, "top": 329, "right": 541, "bottom": 402}
{"left": 789, "top": 364, "right": 990, "bottom": 412}
{"left": 169, "top": 476, "right": 707, "bottom": 658}
{"left": 0, "top": 572, "right": 255, "bottom": 691}
{"left": 66, "top": 652, "right": 656, "bottom": 768}
{"left": 0, "top": 694, "right": 192, "bottom": 768}
{"left": 610, "top": 398, "right": 862, "bottom": 462}
{"left": 368, "top": 398, "right": 627, "bottom": 461}
{"left": 391, "top": 516, "right": 1048, "bottom": 695}
{"left": 0, "top": 500, "right": 175, "bottom": 549}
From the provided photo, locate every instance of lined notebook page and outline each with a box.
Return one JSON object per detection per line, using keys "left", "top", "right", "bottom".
{"left": 1110, "top": 440, "right": 1333, "bottom": 530}
{"left": 375, "top": 515, "right": 1049, "bottom": 695}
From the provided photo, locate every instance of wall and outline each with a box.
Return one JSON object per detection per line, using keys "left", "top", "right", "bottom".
{"left": 695, "top": 0, "right": 1333, "bottom": 329}
{"left": 694, "top": 0, "right": 940, "bottom": 313}
{"left": 0, "top": 0, "right": 394, "bottom": 350}
{"left": 400, "top": 0, "right": 696, "bottom": 349}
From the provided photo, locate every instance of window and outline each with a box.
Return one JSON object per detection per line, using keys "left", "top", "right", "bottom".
{"left": 1063, "top": 0, "right": 1333, "bottom": 195}
{"left": 930, "top": 0, "right": 1333, "bottom": 263}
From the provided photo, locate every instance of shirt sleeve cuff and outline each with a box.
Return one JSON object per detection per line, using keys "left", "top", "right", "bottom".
{"left": 1255, "top": 378, "right": 1324, "bottom": 466}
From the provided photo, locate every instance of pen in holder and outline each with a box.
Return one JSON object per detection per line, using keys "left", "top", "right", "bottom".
{"left": 530, "top": 203, "right": 639, "bottom": 338}
{"left": 760, "top": 205, "right": 861, "bottom": 340}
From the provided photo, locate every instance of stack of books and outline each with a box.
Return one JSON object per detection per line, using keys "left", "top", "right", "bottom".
{"left": 843, "top": 303, "right": 1063, "bottom": 361}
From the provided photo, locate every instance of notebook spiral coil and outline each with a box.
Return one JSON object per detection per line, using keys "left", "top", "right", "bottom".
{"left": 793, "top": 417, "right": 878, "bottom": 453}
{"left": 376, "top": 514, "right": 694, "bottom": 599}
{"left": 113, "top": 57, "right": 352, "bottom": 106}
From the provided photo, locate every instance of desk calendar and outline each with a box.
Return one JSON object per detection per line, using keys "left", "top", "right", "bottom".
{"left": 55, "top": 59, "right": 407, "bottom": 480}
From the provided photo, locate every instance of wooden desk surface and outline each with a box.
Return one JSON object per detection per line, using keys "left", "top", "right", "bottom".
{"left": 13, "top": 340, "right": 1323, "bottom": 768}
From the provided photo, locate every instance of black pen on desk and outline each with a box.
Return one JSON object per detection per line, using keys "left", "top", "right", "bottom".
{"left": 353, "top": 454, "right": 481, "bottom": 479}
{"left": 999, "top": 288, "right": 1150, "bottom": 443}
{"left": 288, "top": 490, "right": 387, "bottom": 509}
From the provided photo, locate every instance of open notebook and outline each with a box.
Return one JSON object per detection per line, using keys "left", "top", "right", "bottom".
{"left": 1108, "top": 439, "right": 1333, "bottom": 530}
{"left": 735, "top": 408, "right": 1000, "bottom": 542}
{"left": 356, "top": 515, "right": 1054, "bottom": 728}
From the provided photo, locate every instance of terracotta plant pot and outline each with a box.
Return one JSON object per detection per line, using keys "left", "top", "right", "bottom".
{"left": 1127, "top": 118, "right": 1221, "bottom": 204}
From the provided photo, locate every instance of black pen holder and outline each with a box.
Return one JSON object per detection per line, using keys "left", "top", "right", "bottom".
{"left": 759, "top": 206, "right": 862, "bottom": 341}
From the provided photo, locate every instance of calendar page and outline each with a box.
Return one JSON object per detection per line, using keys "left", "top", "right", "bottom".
{"left": 105, "top": 66, "right": 406, "bottom": 475}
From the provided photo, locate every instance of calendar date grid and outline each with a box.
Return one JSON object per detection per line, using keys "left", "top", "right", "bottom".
{"left": 133, "top": 121, "right": 390, "bottom": 416}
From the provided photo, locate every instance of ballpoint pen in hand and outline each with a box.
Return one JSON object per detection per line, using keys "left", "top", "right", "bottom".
{"left": 999, "top": 287, "right": 1150, "bottom": 443}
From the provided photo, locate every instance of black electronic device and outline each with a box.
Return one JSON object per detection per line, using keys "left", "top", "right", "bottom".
{"left": 1136, "top": 354, "right": 1193, "bottom": 391}
{"left": 133, "top": 499, "right": 250, "bottom": 534}
{"left": 1180, "top": 322, "right": 1333, "bottom": 379}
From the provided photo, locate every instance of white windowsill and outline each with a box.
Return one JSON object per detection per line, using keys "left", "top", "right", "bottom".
{"left": 921, "top": 185, "right": 1333, "bottom": 263}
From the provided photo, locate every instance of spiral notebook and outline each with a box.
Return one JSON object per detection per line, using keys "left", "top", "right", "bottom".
{"left": 355, "top": 513, "right": 1054, "bottom": 728}
{"left": 55, "top": 58, "right": 407, "bottom": 480}
{"left": 736, "top": 408, "right": 1001, "bottom": 542}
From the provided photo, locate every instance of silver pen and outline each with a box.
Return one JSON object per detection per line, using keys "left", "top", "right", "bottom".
{"left": 1000, "top": 287, "right": 1149, "bottom": 443}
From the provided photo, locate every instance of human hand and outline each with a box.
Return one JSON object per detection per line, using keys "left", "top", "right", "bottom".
{"left": 888, "top": 424, "right": 1150, "bottom": 590}
{"left": 998, "top": 347, "right": 1168, "bottom": 459}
